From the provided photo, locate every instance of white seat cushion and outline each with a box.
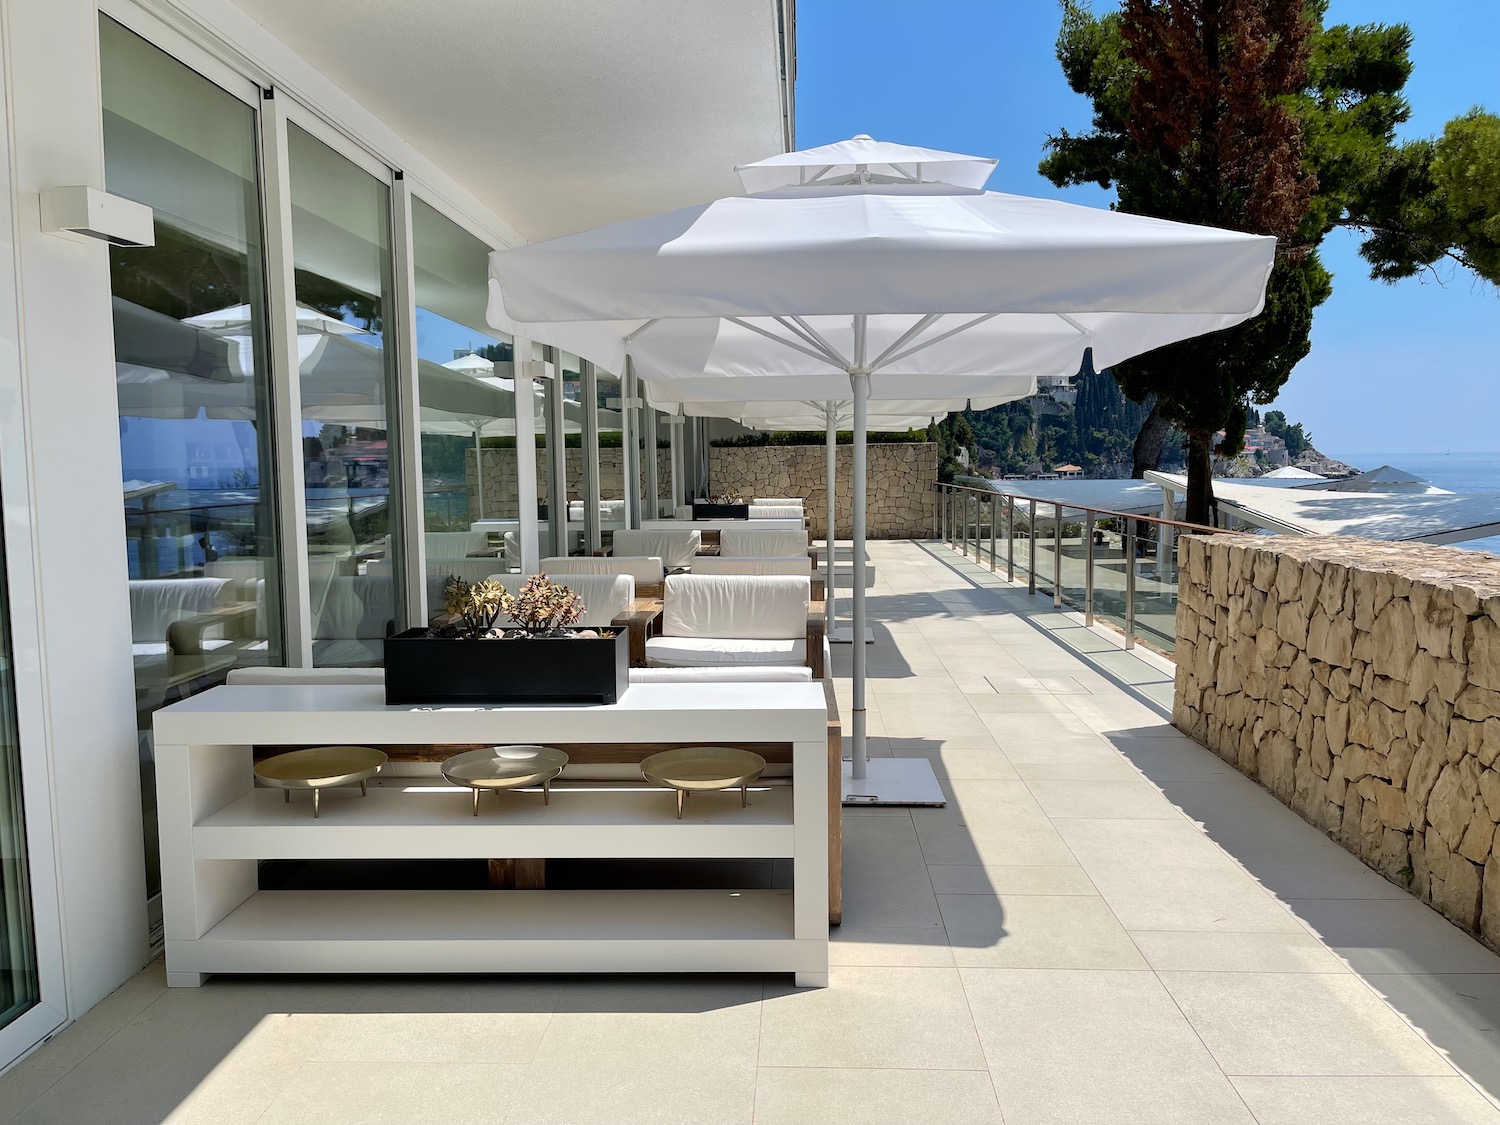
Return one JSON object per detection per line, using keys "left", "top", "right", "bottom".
{"left": 543, "top": 555, "right": 665, "bottom": 584}
{"left": 630, "top": 665, "right": 812, "bottom": 682}
{"left": 227, "top": 667, "right": 386, "bottom": 685}
{"left": 690, "top": 555, "right": 812, "bottom": 576}
{"left": 662, "top": 575, "right": 809, "bottom": 639}
{"left": 754, "top": 498, "right": 803, "bottom": 507}
{"left": 644, "top": 636, "right": 807, "bottom": 667}
{"left": 718, "top": 528, "right": 809, "bottom": 558}
{"left": 750, "top": 504, "right": 805, "bottom": 520}
{"left": 611, "top": 529, "right": 700, "bottom": 567}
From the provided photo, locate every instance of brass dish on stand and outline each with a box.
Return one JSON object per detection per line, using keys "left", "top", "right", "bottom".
{"left": 640, "top": 746, "right": 767, "bottom": 819}
{"left": 253, "top": 745, "right": 388, "bottom": 818}
{"left": 441, "top": 745, "right": 569, "bottom": 816}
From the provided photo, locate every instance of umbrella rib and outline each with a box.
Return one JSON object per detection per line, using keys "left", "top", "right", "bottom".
{"left": 877, "top": 312, "right": 1000, "bottom": 369}
{"left": 869, "top": 313, "right": 942, "bottom": 370}
{"left": 788, "top": 316, "right": 852, "bottom": 368}
{"left": 625, "top": 319, "right": 660, "bottom": 343}
{"left": 724, "top": 317, "right": 842, "bottom": 367}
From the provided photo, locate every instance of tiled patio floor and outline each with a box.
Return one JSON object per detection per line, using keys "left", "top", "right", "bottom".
{"left": 7, "top": 539, "right": 1500, "bottom": 1124}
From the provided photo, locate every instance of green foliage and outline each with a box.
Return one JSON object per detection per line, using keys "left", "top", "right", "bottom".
{"left": 1038, "top": 0, "right": 1494, "bottom": 518}
{"left": 1261, "top": 409, "right": 1312, "bottom": 457}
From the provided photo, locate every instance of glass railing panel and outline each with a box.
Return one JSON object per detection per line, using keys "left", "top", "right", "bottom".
{"left": 1090, "top": 516, "right": 1131, "bottom": 635}
{"left": 1057, "top": 505, "right": 1088, "bottom": 612}
{"left": 1133, "top": 521, "right": 1181, "bottom": 652}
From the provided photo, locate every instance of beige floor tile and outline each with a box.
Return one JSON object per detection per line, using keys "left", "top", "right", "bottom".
{"left": 0, "top": 960, "right": 167, "bottom": 1121}
{"left": 913, "top": 783, "right": 1076, "bottom": 867}
{"left": 1057, "top": 818, "right": 1305, "bottom": 933}
{"left": 926, "top": 864, "right": 1094, "bottom": 896}
{"left": 12, "top": 980, "right": 365, "bottom": 1125}
{"left": 506, "top": 978, "right": 761, "bottom": 1125}
{"left": 886, "top": 740, "right": 1018, "bottom": 781}
{"left": 839, "top": 814, "right": 944, "bottom": 929}
{"left": 1024, "top": 778, "right": 1181, "bottom": 820}
{"left": 1366, "top": 974, "right": 1500, "bottom": 1105}
{"left": 979, "top": 711, "right": 1099, "bottom": 744}
{"left": 256, "top": 1062, "right": 523, "bottom": 1125}
{"left": 753, "top": 1067, "right": 1003, "bottom": 1125}
{"left": 759, "top": 967, "right": 986, "bottom": 1071}
{"left": 939, "top": 894, "right": 1147, "bottom": 969}
{"left": 962, "top": 968, "right": 1255, "bottom": 1125}
{"left": 829, "top": 923, "right": 955, "bottom": 967}
{"left": 1285, "top": 898, "right": 1500, "bottom": 974}
{"left": 963, "top": 693, "right": 1073, "bottom": 715}
{"left": 1129, "top": 930, "right": 1351, "bottom": 973}
{"left": 1160, "top": 971, "right": 1454, "bottom": 1076}
{"left": 1230, "top": 1076, "right": 1500, "bottom": 1125}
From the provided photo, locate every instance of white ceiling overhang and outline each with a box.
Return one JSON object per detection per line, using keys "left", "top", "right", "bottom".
{"left": 229, "top": 0, "right": 793, "bottom": 242}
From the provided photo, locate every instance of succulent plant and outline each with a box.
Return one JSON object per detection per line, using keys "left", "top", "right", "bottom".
{"left": 441, "top": 577, "right": 509, "bottom": 639}
{"left": 506, "top": 573, "right": 585, "bottom": 636}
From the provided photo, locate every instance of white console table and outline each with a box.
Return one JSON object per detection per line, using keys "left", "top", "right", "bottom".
{"left": 153, "top": 682, "right": 829, "bottom": 988}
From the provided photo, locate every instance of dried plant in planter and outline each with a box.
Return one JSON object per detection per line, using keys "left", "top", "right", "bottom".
{"left": 437, "top": 577, "right": 509, "bottom": 639}
{"left": 506, "top": 573, "right": 587, "bottom": 637}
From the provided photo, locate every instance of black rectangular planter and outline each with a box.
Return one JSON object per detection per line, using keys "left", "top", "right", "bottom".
{"left": 383, "top": 627, "right": 629, "bottom": 705}
{"left": 692, "top": 501, "right": 750, "bottom": 520}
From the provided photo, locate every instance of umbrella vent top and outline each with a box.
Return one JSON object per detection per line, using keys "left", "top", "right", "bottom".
{"left": 737, "top": 134, "right": 998, "bottom": 193}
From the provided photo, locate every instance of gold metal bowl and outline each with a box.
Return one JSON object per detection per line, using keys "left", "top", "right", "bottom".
{"left": 440, "top": 745, "right": 570, "bottom": 816}
{"left": 640, "top": 746, "right": 768, "bottom": 819}
{"left": 253, "top": 745, "right": 388, "bottom": 818}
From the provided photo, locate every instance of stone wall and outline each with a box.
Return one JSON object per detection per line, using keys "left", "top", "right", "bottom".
{"left": 709, "top": 443, "right": 937, "bottom": 539}
{"left": 466, "top": 449, "right": 671, "bottom": 519}
{"left": 1174, "top": 533, "right": 1500, "bottom": 944}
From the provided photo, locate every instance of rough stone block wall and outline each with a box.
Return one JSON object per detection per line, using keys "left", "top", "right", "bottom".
{"left": 466, "top": 449, "right": 672, "bottom": 519}
{"left": 710, "top": 443, "right": 937, "bottom": 539}
{"left": 1174, "top": 533, "right": 1500, "bottom": 944}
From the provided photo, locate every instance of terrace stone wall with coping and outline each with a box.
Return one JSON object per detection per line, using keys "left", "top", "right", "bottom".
{"left": 1174, "top": 533, "right": 1500, "bottom": 946}
{"left": 709, "top": 443, "right": 938, "bottom": 539}
{"left": 466, "top": 449, "right": 672, "bottom": 519}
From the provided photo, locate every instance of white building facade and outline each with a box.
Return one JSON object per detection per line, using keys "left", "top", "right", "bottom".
{"left": 0, "top": 0, "right": 792, "bottom": 1070}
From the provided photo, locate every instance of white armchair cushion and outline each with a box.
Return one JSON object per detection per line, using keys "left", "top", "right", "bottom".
{"left": 611, "top": 529, "right": 700, "bottom": 567}
{"left": 754, "top": 498, "right": 803, "bottom": 508}
{"left": 661, "top": 575, "right": 809, "bottom": 640}
{"left": 750, "top": 504, "right": 805, "bottom": 520}
{"left": 630, "top": 665, "right": 812, "bottom": 683}
{"left": 690, "top": 555, "right": 813, "bottom": 576}
{"left": 718, "top": 528, "right": 809, "bottom": 558}
{"left": 129, "top": 578, "right": 232, "bottom": 646}
{"left": 488, "top": 572, "right": 633, "bottom": 628}
{"left": 543, "top": 555, "right": 665, "bottom": 585}
{"left": 644, "top": 636, "right": 807, "bottom": 667}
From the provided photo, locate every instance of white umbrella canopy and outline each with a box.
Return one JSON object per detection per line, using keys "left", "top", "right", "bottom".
{"left": 486, "top": 136, "right": 1276, "bottom": 805}
{"left": 736, "top": 133, "right": 998, "bottom": 192}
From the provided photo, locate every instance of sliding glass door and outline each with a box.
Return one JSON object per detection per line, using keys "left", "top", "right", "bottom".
{"left": 0, "top": 515, "right": 36, "bottom": 1034}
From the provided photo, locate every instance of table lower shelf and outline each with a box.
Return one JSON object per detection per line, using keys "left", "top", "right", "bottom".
{"left": 167, "top": 888, "right": 820, "bottom": 977}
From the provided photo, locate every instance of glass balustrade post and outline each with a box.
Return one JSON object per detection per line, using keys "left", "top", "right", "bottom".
{"left": 1006, "top": 497, "right": 1015, "bottom": 582}
{"left": 1124, "top": 516, "right": 1137, "bottom": 650}
{"left": 1053, "top": 504, "right": 1063, "bottom": 608}
{"left": 1028, "top": 499, "right": 1037, "bottom": 595}
{"left": 989, "top": 494, "right": 997, "bottom": 571}
{"left": 1085, "top": 511, "right": 1096, "bottom": 625}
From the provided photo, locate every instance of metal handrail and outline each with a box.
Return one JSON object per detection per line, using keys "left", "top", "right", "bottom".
{"left": 934, "top": 480, "right": 1221, "bottom": 656}
{"left": 943, "top": 480, "right": 1221, "bottom": 535}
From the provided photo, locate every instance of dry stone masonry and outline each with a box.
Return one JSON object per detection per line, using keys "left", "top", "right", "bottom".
{"left": 1175, "top": 534, "right": 1500, "bottom": 944}
{"left": 710, "top": 443, "right": 937, "bottom": 539}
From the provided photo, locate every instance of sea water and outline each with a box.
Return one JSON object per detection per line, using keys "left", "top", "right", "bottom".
{"left": 1331, "top": 451, "right": 1500, "bottom": 557}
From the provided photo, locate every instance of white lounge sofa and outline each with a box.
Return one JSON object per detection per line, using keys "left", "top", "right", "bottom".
{"left": 690, "top": 555, "right": 812, "bottom": 576}
{"left": 645, "top": 574, "right": 822, "bottom": 678}
{"left": 750, "top": 504, "right": 805, "bottom": 520}
{"left": 128, "top": 577, "right": 243, "bottom": 658}
{"left": 719, "top": 527, "right": 810, "bottom": 558}
{"left": 542, "top": 555, "right": 666, "bottom": 587}
{"left": 611, "top": 528, "right": 701, "bottom": 568}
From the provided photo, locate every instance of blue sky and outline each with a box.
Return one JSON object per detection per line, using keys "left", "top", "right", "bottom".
{"left": 794, "top": 0, "right": 1499, "bottom": 459}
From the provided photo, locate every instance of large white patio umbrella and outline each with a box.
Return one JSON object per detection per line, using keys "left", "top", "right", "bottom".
{"left": 486, "top": 135, "right": 1276, "bottom": 804}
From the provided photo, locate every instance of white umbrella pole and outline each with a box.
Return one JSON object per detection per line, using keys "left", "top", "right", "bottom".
{"left": 669, "top": 416, "right": 682, "bottom": 515}
{"left": 850, "top": 331, "right": 869, "bottom": 780}
{"left": 473, "top": 427, "right": 486, "bottom": 522}
{"left": 825, "top": 402, "right": 836, "bottom": 637}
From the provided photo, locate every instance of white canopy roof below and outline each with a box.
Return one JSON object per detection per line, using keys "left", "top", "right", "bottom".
{"left": 1149, "top": 472, "right": 1500, "bottom": 546}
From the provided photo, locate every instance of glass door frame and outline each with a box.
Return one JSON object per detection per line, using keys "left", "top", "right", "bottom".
{"left": 0, "top": 21, "right": 67, "bottom": 1063}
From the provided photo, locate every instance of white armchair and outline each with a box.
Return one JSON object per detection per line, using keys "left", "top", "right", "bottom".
{"left": 611, "top": 528, "right": 701, "bottom": 567}
{"left": 645, "top": 575, "right": 822, "bottom": 677}
{"left": 487, "top": 572, "right": 635, "bottom": 629}
{"left": 690, "top": 555, "right": 812, "bottom": 576}
{"left": 542, "top": 555, "right": 666, "bottom": 587}
{"left": 750, "top": 504, "right": 805, "bottom": 520}
{"left": 718, "top": 527, "right": 809, "bottom": 558}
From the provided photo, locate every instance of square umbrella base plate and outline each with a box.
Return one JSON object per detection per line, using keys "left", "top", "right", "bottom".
{"left": 831, "top": 626, "right": 875, "bottom": 645}
{"left": 842, "top": 757, "right": 946, "bottom": 807}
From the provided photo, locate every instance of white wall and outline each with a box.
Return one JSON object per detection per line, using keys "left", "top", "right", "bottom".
{"left": 4, "top": 0, "right": 150, "bottom": 1017}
